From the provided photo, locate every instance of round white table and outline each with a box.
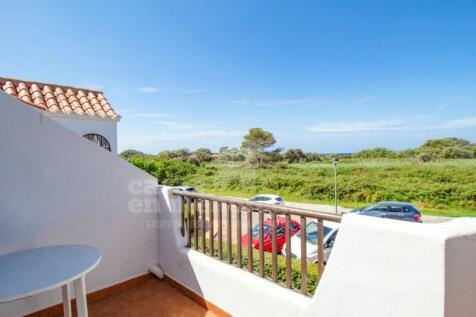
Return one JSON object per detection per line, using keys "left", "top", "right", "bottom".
{"left": 0, "top": 245, "right": 101, "bottom": 317}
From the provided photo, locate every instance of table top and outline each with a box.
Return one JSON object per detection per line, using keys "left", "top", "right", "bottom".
{"left": 0, "top": 245, "right": 101, "bottom": 303}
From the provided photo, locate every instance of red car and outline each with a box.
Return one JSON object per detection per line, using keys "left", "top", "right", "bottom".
{"left": 241, "top": 217, "right": 301, "bottom": 253}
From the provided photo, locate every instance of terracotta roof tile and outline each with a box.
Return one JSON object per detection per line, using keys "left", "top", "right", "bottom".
{"left": 0, "top": 76, "right": 119, "bottom": 120}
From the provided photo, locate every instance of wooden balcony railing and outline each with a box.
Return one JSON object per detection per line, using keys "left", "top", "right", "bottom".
{"left": 172, "top": 190, "right": 342, "bottom": 296}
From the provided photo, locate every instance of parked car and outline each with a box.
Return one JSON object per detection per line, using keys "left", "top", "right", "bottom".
{"left": 351, "top": 201, "right": 422, "bottom": 222}
{"left": 241, "top": 217, "right": 301, "bottom": 253}
{"left": 282, "top": 220, "right": 339, "bottom": 263}
{"left": 248, "top": 194, "right": 285, "bottom": 206}
{"left": 175, "top": 186, "right": 200, "bottom": 202}
{"left": 175, "top": 186, "right": 197, "bottom": 193}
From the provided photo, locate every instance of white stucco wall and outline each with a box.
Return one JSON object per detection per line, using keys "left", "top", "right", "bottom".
{"left": 0, "top": 92, "right": 159, "bottom": 316}
{"left": 46, "top": 113, "right": 118, "bottom": 153}
{"left": 310, "top": 214, "right": 476, "bottom": 317}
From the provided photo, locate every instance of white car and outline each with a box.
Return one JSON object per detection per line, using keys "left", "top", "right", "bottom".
{"left": 282, "top": 220, "right": 339, "bottom": 263}
{"left": 175, "top": 186, "right": 197, "bottom": 193}
{"left": 249, "top": 194, "right": 285, "bottom": 206}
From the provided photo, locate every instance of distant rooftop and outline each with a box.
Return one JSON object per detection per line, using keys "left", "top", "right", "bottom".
{"left": 0, "top": 76, "right": 118, "bottom": 120}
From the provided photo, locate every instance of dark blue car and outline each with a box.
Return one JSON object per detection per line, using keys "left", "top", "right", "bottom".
{"left": 352, "top": 202, "right": 422, "bottom": 222}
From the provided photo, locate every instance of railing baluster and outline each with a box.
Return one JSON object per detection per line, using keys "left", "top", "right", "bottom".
{"left": 300, "top": 216, "right": 307, "bottom": 295}
{"left": 187, "top": 197, "right": 192, "bottom": 247}
{"left": 285, "top": 214, "right": 292, "bottom": 288}
{"left": 218, "top": 202, "right": 223, "bottom": 260}
{"left": 172, "top": 190, "right": 343, "bottom": 297}
{"left": 317, "top": 218, "right": 325, "bottom": 277}
{"left": 227, "top": 203, "right": 232, "bottom": 264}
{"left": 271, "top": 212, "right": 278, "bottom": 283}
{"left": 180, "top": 197, "right": 185, "bottom": 237}
{"left": 236, "top": 205, "right": 242, "bottom": 268}
{"left": 209, "top": 200, "right": 214, "bottom": 257}
{"left": 247, "top": 209, "right": 253, "bottom": 272}
{"left": 201, "top": 199, "right": 206, "bottom": 252}
{"left": 258, "top": 210, "right": 264, "bottom": 277}
{"left": 194, "top": 199, "right": 199, "bottom": 250}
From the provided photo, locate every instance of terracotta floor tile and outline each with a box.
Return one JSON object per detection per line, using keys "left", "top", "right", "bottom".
{"left": 54, "top": 279, "right": 218, "bottom": 317}
{"left": 88, "top": 297, "right": 127, "bottom": 317}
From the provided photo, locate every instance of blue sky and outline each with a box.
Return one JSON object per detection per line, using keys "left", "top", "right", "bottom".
{"left": 1, "top": 1, "right": 475, "bottom": 153}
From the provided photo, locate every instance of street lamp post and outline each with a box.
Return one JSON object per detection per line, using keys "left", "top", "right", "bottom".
{"left": 332, "top": 157, "right": 339, "bottom": 214}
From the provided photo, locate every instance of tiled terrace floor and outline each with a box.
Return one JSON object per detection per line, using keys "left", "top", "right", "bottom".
{"left": 56, "top": 278, "right": 218, "bottom": 317}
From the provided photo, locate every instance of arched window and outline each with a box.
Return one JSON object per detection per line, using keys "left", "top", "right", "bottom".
{"left": 83, "top": 133, "right": 111, "bottom": 151}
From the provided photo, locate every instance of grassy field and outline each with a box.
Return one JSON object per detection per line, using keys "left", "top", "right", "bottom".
{"left": 187, "top": 159, "right": 476, "bottom": 217}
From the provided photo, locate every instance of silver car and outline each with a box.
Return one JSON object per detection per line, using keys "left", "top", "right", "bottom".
{"left": 282, "top": 220, "right": 339, "bottom": 263}
{"left": 248, "top": 194, "right": 285, "bottom": 206}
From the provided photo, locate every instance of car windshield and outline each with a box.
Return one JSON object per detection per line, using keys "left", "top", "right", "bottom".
{"left": 251, "top": 196, "right": 270, "bottom": 202}
{"left": 297, "top": 222, "right": 333, "bottom": 245}
{"left": 251, "top": 224, "right": 271, "bottom": 237}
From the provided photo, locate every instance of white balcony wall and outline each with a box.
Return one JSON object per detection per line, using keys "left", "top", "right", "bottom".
{"left": 0, "top": 92, "right": 159, "bottom": 317}
{"left": 311, "top": 214, "right": 476, "bottom": 317}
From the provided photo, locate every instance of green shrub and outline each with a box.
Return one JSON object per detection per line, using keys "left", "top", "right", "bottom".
{"left": 441, "top": 147, "right": 474, "bottom": 159}
{"left": 353, "top": 147, "right": 396, "bottom": 159}
{"left": 418, "top": 152, "right": 437, "bottom": 162}
{"left": 120, "top": 149, "right": 145, "bottom": 159}
{"left": 128, "top": 157, "right": 196, "bottom": 186}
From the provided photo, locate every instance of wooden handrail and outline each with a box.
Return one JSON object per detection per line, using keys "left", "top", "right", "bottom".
{"left": 171, "top": 190, "right": 342, "bottom": 222}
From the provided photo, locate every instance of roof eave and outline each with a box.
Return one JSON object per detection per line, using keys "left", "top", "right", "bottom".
{"left": 44, "top": 110, "right": 121, "bottom": 122}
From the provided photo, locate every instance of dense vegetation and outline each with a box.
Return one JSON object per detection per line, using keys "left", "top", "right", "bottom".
{"left": 188, "top": 160, "right": 476, "bottom": 217}
{"left": 353, "top": 138, "right": 476, "bottom": 161}
{"left": 121, "top": 135, "right": 476, "bottom": 217}
{"left": 128, "top": 156, "right": 196, "bottom": 186}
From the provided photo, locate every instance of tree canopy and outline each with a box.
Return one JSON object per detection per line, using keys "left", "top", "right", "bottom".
{"left": 241, "top": 128, "right": 276, "bottom": 167}
{"left": 241, "top": 128, "right": 276, "bottom": 150}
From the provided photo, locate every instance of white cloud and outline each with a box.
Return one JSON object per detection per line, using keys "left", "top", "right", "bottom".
{"left": 121, "top": 129, "right": 244, "bottom": 144}
{"left": 308, "top": 116, "right": 476, "bottom": 134}
{"left": 436, "top": 116, "right": 476, "bottom": 130}
{"left": 137, "top": 87, "right": 160, "bottom": 93}
{"left": 181, "top": 129, "right": 244, "bottom": 138}
{"left": 231, "top": 99, "right": 312, "bottom": 107}
{"left": 119, "top": 128, "right": 245, "bottom": 152}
